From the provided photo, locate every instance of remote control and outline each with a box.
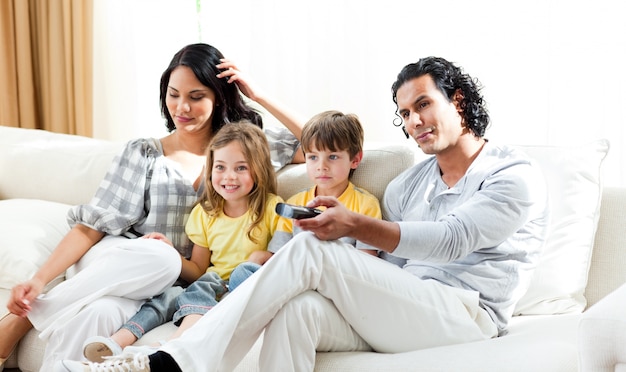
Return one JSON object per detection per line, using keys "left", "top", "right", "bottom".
{"left": 275, "top": 203, "right": 323, "bottom": 219}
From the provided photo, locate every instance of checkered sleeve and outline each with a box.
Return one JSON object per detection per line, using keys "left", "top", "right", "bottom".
{"left": 264, "top": 126, "right": 300, "bottom": 171}
{"left": 67, "top": 139, "right": 156, "bottom": 236}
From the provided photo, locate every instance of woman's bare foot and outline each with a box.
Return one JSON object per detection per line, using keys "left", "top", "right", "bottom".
{"left": 0, "top": 313, "right": 33, "bottom": 359}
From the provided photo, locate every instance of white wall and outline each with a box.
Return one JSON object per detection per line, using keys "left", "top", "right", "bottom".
{"left": 93, "top": 0, "right": 626, "bottom": 186}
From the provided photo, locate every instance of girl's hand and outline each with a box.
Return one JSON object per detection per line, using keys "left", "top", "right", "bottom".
{"left": 216, "top": 59, "right": 264, "bottom": 102}
{"left": 8, "top": 278, "right": 45, "bottom": 317}
{"left": 141, "top": 232, "right": 173, "bottom": 247}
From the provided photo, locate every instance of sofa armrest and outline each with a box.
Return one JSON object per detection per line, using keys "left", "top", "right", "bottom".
{"left": 578, "top": 282, "right": 626, "bottom": 371}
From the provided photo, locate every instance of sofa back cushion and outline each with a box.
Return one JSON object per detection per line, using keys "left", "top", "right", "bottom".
{"left": 0, "top": 126, "right": 124, "bottom": 206}
{"left": 276, "top": 143, "right": 415, "bottom": 201}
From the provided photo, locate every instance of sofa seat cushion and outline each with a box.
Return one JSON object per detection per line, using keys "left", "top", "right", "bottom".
{"left": 578, "top": 282, "right": 626, "bottom": 371}
{"left": 309, "top": 314, "right": 580, "bottom": 372}
{"left": 127, "top": 314, "right": 580, "bottom": 372}
{"left": 15, "top": 313, "right": 580, "bottom": 372}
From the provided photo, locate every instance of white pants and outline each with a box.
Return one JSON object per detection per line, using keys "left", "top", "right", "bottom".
{"left": 28, "top": 235, "right": 181, "bottom": 371}
{"left": 162, "top": 232, "right": 497, "bottom": 372}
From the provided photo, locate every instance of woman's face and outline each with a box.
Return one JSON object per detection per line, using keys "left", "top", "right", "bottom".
{"left": 166, "top": 66, "right": 217, "bottom": 134}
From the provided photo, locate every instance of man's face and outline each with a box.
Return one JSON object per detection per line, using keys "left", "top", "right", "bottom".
{"left": 396, "top": 75, "right": 464, "bottom": 155}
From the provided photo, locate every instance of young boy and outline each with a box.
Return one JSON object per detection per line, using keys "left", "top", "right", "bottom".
{"left": 229, "top": 110, "right": 381, "bottom": 290}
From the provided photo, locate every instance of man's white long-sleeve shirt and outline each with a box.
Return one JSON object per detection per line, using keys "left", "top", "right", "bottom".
{"left": 383, "top": 142, "right": 550, "bottom": 332}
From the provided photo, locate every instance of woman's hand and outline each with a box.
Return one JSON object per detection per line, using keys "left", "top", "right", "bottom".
{"left": 8, "top": 277, "right": 46, "bottom": 317}
{"left": 217, "top": 58, "right": 305, "bottom": 143}
{"left": 6, "top": 224, "right": 105, "bottom": 317}
{"left": 216, "top": 59, "right": 263, "bottom": 102}
{"left": 142, "top": 232, "right": 173, "bottom": 247}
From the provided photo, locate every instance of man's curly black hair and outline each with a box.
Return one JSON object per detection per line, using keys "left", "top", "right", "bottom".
{"left": 391, "top": 57, "right": 490, "bottom": 138}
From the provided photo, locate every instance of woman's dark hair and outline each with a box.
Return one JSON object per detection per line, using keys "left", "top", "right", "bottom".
{"left": 391, "top": 56, "right": 490, "bottom": 137}
{"left": 159, "top": 43, "right": 263, "bottom": 134}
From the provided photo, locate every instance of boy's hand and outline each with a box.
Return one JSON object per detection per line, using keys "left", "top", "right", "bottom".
{"left": 295, "top": 196, "right": 357, "bottom": 241}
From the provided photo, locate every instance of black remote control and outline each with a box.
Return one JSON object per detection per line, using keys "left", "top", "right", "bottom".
{"left": 275, "top": 203, "right": 323, "bottom": 219}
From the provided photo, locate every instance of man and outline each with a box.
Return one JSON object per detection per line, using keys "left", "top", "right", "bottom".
{"left": 56, "top": 56, "right": 549, "bottom": 372}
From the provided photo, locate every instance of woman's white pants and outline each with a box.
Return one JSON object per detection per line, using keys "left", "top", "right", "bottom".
{"left": 27, "top": 235, "right": 181, "bottom": 371}
{"left": 162, "top": 232, "right": 497, "bottom": 372}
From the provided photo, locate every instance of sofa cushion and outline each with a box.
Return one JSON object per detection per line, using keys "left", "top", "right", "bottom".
{"left": 0, "top": 199, "right": 71, "bottom": 291}
{"left": 276, "top": 142, "right": 415, "bottom": 201}
{"left": 0, "top": 126, "right": 124, "bottom": 206}
{"left": 513, "top": 139, "right": 609, "bottom": 315}
{"left": 578, "top": 282, "right": 626, "bottom": 371}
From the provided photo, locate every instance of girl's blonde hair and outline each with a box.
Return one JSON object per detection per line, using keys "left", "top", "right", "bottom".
{"left": 198, "top": 121, "right": 277, "bottom": 243}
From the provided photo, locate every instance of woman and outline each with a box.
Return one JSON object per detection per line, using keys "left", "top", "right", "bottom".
{"left": 0, "top": 42, "right": 303, "bottom": 370}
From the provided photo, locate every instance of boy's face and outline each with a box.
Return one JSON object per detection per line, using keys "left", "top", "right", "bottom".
{"left": 305, "top": 146, "right": 362, "bottom": 197}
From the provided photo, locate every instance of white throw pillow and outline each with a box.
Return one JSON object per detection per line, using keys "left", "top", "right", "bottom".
{"left": 513, "top": 139, "right": 609, "bottom": 315}
{"left": 0, "top": 199, "right": 71, "bottom": 290}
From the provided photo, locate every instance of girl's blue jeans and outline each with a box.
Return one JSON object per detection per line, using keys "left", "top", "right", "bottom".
{"left": 228, "top": 262, "right": 262, "bottom": 292}
{"left": 121, "top": 271, "right": 228, "bottom": 338}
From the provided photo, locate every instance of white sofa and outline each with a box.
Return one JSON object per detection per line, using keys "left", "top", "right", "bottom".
{"left": 0, "top": 125, "right": 623, "bottom": 372}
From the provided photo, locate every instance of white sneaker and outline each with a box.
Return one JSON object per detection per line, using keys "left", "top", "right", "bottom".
{"left": 54, "top": 353, "right": 150, "bottom": 372}
{"left": 123, "top": 341, "right": 162, "bottom": 356}
{"left": 82, "top": 336, "right": 123, "bottom": 362}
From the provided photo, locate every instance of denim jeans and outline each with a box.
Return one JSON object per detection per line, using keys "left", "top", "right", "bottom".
{"left": 172, "top": 271, "right": 228, "bottom": 325}
{"left": 123, "top": 271, "right": 230, "bottom": 336}
{"left": 228, "top": 262, "right": 262, "bottom": 292}
{"left": 122, "top": 285, "right": 184, "bottom": 338}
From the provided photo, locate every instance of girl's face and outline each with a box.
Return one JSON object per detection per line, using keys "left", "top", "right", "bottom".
{"left": 211, "top": 141, "right": 255, "bottom": 208}
{"left": 166, "top": 66, "right": 217, "bottom": 135}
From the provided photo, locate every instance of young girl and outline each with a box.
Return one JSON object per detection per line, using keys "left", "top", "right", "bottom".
{"left": 82, "top": 121, "right": 283, "bottom": 361}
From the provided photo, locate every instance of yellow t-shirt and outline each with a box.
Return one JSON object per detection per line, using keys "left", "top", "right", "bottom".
{"left": 268, "top": 182, "right": 381, "bottom": 253}
{"left": 185, "top": 194, "right": 282, "bottom": 280}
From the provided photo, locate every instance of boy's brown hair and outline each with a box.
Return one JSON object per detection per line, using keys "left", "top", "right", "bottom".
{"left": 301, "top": 111, "right": 364, "bottom": 178}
